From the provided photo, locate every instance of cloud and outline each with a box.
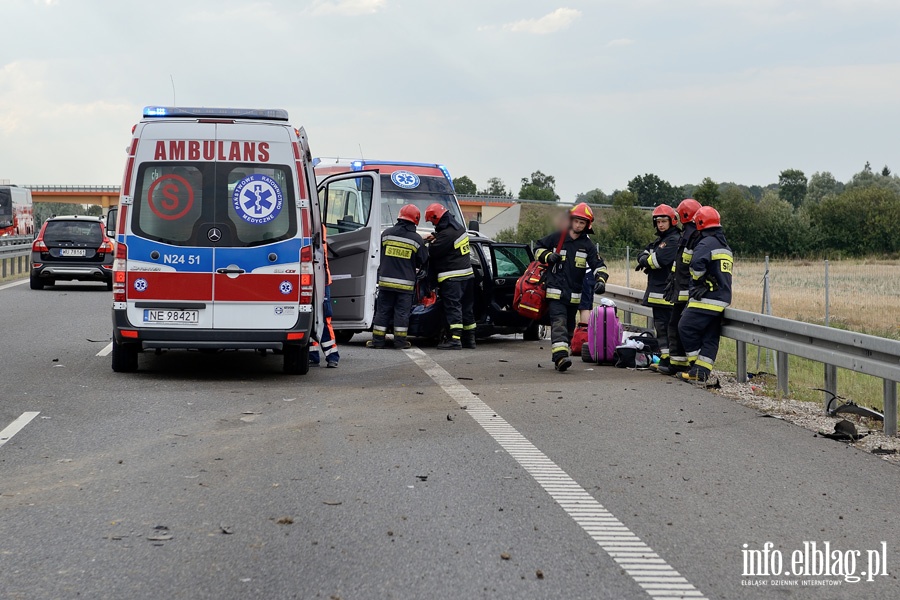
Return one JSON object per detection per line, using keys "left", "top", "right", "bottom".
{"left": 310, "top": 0, "right": 386, "bottom": 16}
{"left": 502, "top": 7, "right": 581, "bottom": 35}
{"left": 606, "top": 38, "right": 635, "bottom": 47}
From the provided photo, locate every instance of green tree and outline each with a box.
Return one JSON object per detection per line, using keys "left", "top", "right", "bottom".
{"left": 626, "top": 173, "right": 681, "bottom": 207}
{"left": 33, "top": 202, "right": 95, "bottom": 227}
{"left": 778, "top": 168, "right": 808, "bottom": 209}
{"left": 815, "top": 186, "right": 900, "bottom": 256}
{"left": 806, "top": 171, "right": 843, "bottom": 205}
{"left": 693, "top": 177, "right": 720, "bottom": 207}
{"left": 452, "top": 175, "right": 477, "bottom": 195}
{"left": 495, "top": 204, "right": 565, "bottom": 244}
{"left": 882, "top": 165, "right": 892, "bottom": 177}
{"left": 575, "top": 188, "right": 608, "bottom": 204}
{"left": 481, "top": 177, "right": 511, "bottom": 198}
{"left": 518, "top": 170, "right": 559, "bottom": 202}
{"left": 597, "top": 191, "right": 654, "bottom": 249}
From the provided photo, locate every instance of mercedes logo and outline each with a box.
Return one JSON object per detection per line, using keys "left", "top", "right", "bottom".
{"left": 207, "top": 228, "right": 222, "bottom": 242}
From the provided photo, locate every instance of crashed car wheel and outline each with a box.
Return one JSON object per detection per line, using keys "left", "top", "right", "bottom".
{"left": 523, "top": 321, "right": 540, "bottom": 341}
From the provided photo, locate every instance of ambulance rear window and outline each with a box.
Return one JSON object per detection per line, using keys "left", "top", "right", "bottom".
{"left": 132, "top": 163, "right": 296, "bottom": 247}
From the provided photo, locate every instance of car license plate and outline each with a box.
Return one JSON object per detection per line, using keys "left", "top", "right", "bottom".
{"left": 60, "top": 248, "right": 86, "bottom": 257}
{"left": 143, "top": 309, "right": 199, "bottom": 324}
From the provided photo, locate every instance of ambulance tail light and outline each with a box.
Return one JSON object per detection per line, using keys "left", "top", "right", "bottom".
{"left": 299, "top": 245, "right": 313, "bottom": 304}
{"left": 113, "top": 242, "right": 128, "bottom": 303}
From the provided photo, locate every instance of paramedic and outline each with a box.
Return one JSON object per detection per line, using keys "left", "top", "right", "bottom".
{"left": 309, "top": 227, "right": 339, "bottom": 368}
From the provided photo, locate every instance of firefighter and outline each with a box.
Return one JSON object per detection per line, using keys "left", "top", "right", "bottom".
{"left": 678, "top": 206, "right": 733, "bottom": 382}
{"left": 658, "top": 198, "right": 702, "bottom": 375}
{"left": 636, "top": 204, "right": 681, "bottom": 371}
{"left": 424, "top": 203, "right": 475, "bottom": 350}
{"left": 368, "top": 205, "right": 429, "bottom": 349}
{"left": 534, "top": 203, "right": 609, "bottom": 372}
{"left": 309, "top": 227, "right": 339, "bottom": 368}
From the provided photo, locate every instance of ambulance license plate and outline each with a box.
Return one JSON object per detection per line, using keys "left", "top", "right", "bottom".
{"left": 60, "top": 248, "right": 86, "bottom": 257}
{"left": 143, "top": 309, "right": 199, "bottom": 324}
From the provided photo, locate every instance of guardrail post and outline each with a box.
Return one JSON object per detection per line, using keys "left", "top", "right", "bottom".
{"left": 736, "top": 340, "right": 747, "bottom": 383}
{"left": 2, "top": 258, "right": 6, "bottom": 279}
{"left": 885, "top": 380, "right": 897, "bottom": 437}
{"left": 776, "top": 352, "right": 789, "bottom": 395}
{"left": 823, "top": 365, "right": 837, "bottom": 411}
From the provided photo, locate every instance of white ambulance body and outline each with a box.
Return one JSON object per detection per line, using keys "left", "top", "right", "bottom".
{"left": 109, "top": 106, "right": 380, "bottom": 374}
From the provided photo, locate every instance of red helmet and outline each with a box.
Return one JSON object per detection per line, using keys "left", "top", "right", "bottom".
{"left": 694, "top": 206, "right": 721, "bottom": 231}
{"left": 398, "top": 204, "right": 420, "bottom": 225}
{"left": 652, "top": 204, "right": 678, "bottom": 225}
{"left": 424, "top": 203, "right": 448, "bottom": 226}
{"left": 676, "top": 198, "right": 701, "bottom": 224}
{"left": 569, "top": 202, "right": 594, "bottom": 225}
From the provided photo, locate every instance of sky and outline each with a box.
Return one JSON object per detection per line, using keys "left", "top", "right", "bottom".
{"left": 1, "top": 0, "right": 899, "bottom": 201}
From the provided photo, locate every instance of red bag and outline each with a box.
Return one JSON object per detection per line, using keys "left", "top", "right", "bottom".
{"left": 513, "top": 231, "right": 566, "bottom": 320}
{"left": 571, "top": 323, "right": 589, "bottom": 355}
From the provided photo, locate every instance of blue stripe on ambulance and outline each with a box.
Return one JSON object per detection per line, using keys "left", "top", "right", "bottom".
{"left": 215, "top": 238, "right": 304, "bottom": 271}
{"left": 125, "top": 237, "right": 213, "bottom": 273}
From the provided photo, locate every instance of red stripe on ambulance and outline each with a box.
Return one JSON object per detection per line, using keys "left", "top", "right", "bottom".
{"left": 214, "top": 274, "right": 299, "bottom": 302}
{"left": 127, "top": 272, "right": 212, "bottom": 301}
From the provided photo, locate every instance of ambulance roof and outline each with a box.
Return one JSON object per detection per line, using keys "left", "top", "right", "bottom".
{"left": 142, "top": 106, "right": 289, "bottom": 121}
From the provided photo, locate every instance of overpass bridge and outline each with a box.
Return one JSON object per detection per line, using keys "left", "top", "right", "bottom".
{"left": 24, "top": 185, "right": 120, "bottom": 209}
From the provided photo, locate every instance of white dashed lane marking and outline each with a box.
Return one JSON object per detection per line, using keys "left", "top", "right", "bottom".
{"left": 0, "top": 279, "right": 29, "bottom": 292}
{"left": 96, "top": 342, "right": 113, "bottom": 357}
{"left": 0, "top": 412, "right": 41, "bottom": 449}
{"left": 405, "top": 347, "right": 708, "bottom": 600}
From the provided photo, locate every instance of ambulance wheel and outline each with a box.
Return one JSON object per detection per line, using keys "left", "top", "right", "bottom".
{"left": 581, "top": 344, "right": 593, "bottom": 363}
{"left": 523, "top": 321, "right": 540, "bottom": 341}
{"left": 111, "top": 338, "right": 139, "bottom": 372}
{"left": 30, "top": 274, "right": 44, "bottom": 290}
{"left": 334, "top": 330, "right": 355, "bottom": 344}
{"left": 283, "top": 343, "right": 309, "bottom": 375}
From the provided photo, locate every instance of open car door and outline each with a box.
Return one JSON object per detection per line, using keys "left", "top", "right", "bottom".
{"left": 488, "top": 242, "right": 535, "bottom": 327}
{"left": 316, "top": 171, "right": 381, "bottom": 331}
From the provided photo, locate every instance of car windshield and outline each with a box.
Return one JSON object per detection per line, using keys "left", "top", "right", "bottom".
{"left": 43, "top": 220, "right": 102, "bottom": 244}
{"left": 379, "top": 174, "right": 464, "bottom": 229}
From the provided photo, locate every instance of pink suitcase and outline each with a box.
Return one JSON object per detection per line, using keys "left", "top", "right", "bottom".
{"left": 582, "top": 305, "right": 623, "bottom": 363}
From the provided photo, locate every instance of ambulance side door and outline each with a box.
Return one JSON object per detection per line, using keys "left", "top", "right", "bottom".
{"left": 316, "top": 171, "right": 381, "bottom": 330}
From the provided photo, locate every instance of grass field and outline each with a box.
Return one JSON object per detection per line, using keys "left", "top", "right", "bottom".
{"left": 607, "top": 258, "right": 900, "bottom": 423}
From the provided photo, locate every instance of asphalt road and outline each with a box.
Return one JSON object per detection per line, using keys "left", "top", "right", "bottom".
{"left": 1, "top": 278, "right": 899, "bottom": 600}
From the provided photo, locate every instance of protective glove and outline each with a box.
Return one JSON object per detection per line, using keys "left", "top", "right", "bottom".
{"left": 416, "top": 268, "right": 427, "bottom": 281}
{"left": 545, "top": 252, "right": 562, "bottom": 265}
{"left": 663, "top": 275, "right": 677, "bottom": 303}
{"left": 689, "top": 285, "right": 706, "bottom": 301}
{"left": 593, "top": 278, "right": 606, "bottom": 295}
{"left": 637, "top": 250, "right": 651, "bottom": 270}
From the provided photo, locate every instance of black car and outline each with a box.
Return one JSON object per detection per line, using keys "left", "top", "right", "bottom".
{"left": 405, "top": 234, "right": 541, "bottom": 341}
{"left": 30, "top": 215, "right": 115, "bottom": 290}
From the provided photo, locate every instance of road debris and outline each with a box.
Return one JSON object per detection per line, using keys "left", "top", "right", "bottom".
{"left": 500, "top": 552, "right": 510, "bottom": 560}
{"left": 220, "top": 525, "right": 234, "bottom": 534}
{"left": 416, "top": 475, "right": 428, "bottom": 482}
{"left": 536, "top": 569, "right": 544, "bottom": 579}
{"left": 446, "top": 414, "right": 454, "bottom": 422}
{"left": 323, "top": 501, "right": 342, "bottom": 506}
{"left": 276, "top": 517, "right": 294, "bottom": 524}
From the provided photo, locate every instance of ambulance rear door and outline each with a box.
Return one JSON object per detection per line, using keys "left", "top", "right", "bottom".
{"left": 316, "top": 172, "right": 381, "bottom": 330}
{"left": 208, "top": 122, "right": 303, "bottom": 330}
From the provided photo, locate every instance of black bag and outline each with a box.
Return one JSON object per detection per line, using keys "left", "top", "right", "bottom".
{"left": 621, "top": 331, "right": 661, "bottom": 356}
{"left": 613, "top": 346, "right": 651, "bottom": 369}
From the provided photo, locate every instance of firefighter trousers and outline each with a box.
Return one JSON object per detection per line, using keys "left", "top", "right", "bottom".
{"left": 373, "top": 289, "right": 413, "bottom": 344}
{"left": 440, "top": 278, "right": 475, "bottom": 341}
{"left": 677, "top": 308, "right": 723, "bottom": 373}
{"left": 549, "top": 300, "right": 577, "bottom": 360}
{"left": 652, "top": 305, "right": 673, "bottom": 359}
{"left": 667, "top": 302, "right": 689, "bottom": 368}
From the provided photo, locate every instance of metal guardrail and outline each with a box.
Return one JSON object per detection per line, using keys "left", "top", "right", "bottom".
{"left": 0, "top": 235, "right": 33, "bottom": 246}
{"left": 24, "top": 185, "right": 120, "bottom": 193}
{"left": 604, "top": 284, "right": 900, "bottom": 436}
{"left": 0, "top": 242, "right": 31, "bottom": 280}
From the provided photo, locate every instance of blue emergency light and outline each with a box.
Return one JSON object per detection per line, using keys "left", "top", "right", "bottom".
{"left": 142, "top": 106, "right": 289, "bottom": 121}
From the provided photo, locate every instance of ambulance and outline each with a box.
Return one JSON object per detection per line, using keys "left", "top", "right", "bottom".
{"left": 108, "top": 107, "right": 381, "bottom": 374}
{"left": 313, "top": 159, "right": 466, "bottom": 341}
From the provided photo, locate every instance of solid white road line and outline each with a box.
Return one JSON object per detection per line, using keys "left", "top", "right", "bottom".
{"left": 405, "top": 347, "right": 708, "bottom": 600}
{"left": 0, "top": 412, "right": 40, "bottom": 448}
{"left": 0, "top": 279, "right": 29, "bottom": 292}
{"left": 96, "top": 342, "right": 113, "bottom": 357}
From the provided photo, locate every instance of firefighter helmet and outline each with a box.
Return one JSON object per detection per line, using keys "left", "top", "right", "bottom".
{"left": 398, "top": 204, "right": 421, "bottom": 225}
{"left": 694, "top": 206, "right": 721, "bottom": 231}
{"left": 652, "top": 204, "right": 678, "bottom": 225}
{"left": 677, "top": 198, "right": 701, "bottom": 224}
{"left": 424, "top": 203, "right": 448, "bottom": 226}
{"left": 569, "top": 202, "right": 595, "bottom": 233}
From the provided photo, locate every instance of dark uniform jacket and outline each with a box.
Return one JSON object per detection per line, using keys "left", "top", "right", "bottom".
{"left": 687, "top": 228, "right": 733, "bottom": 313}
{"left": 535, "top": 231, "right": 609, "bottom": 306}
{"left": 672, "top": 222, "right": 700, "bottom": 303}
{"left": 641, "top": 226, "right": 681, "bottom": 307}
{"left": 378, "top": 220, "right": 428, "bottom": 293}
{"left": 429, "top": 215, "right": 473, "bottom": 283}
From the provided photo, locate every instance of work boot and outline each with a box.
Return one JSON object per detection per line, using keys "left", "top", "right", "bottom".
{"left": 366, "top": 338, "right": 386, "bottom": 349}
{"left": 326, "top": 358, "right": 339, "bottom": 368}
{"left": 649, "top": 356, "right": 669, "bottom": 373}
{"left": 678, "top": 367, "right": 709, "bottom": 383}
{"left": 436, "top": 337, "right": 462, "bottom": 350}
{"left": 461, "top": 331, "right": 476, "bottom": 349}
{"left": 658, "top": 360, "right": 688, "bottom": 376}
{"left": 553, "top": 351, "right": 572, "bottom": 372}
{"left": 393, "top": 336, "right": 411, "bottom": 350}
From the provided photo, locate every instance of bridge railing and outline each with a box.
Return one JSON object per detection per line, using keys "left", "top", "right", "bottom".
{"left": 24, "top": 185, "right": 121, "bottom": 193}
{"left": 604, "top": 284, "right": 900, "bottom": 436}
